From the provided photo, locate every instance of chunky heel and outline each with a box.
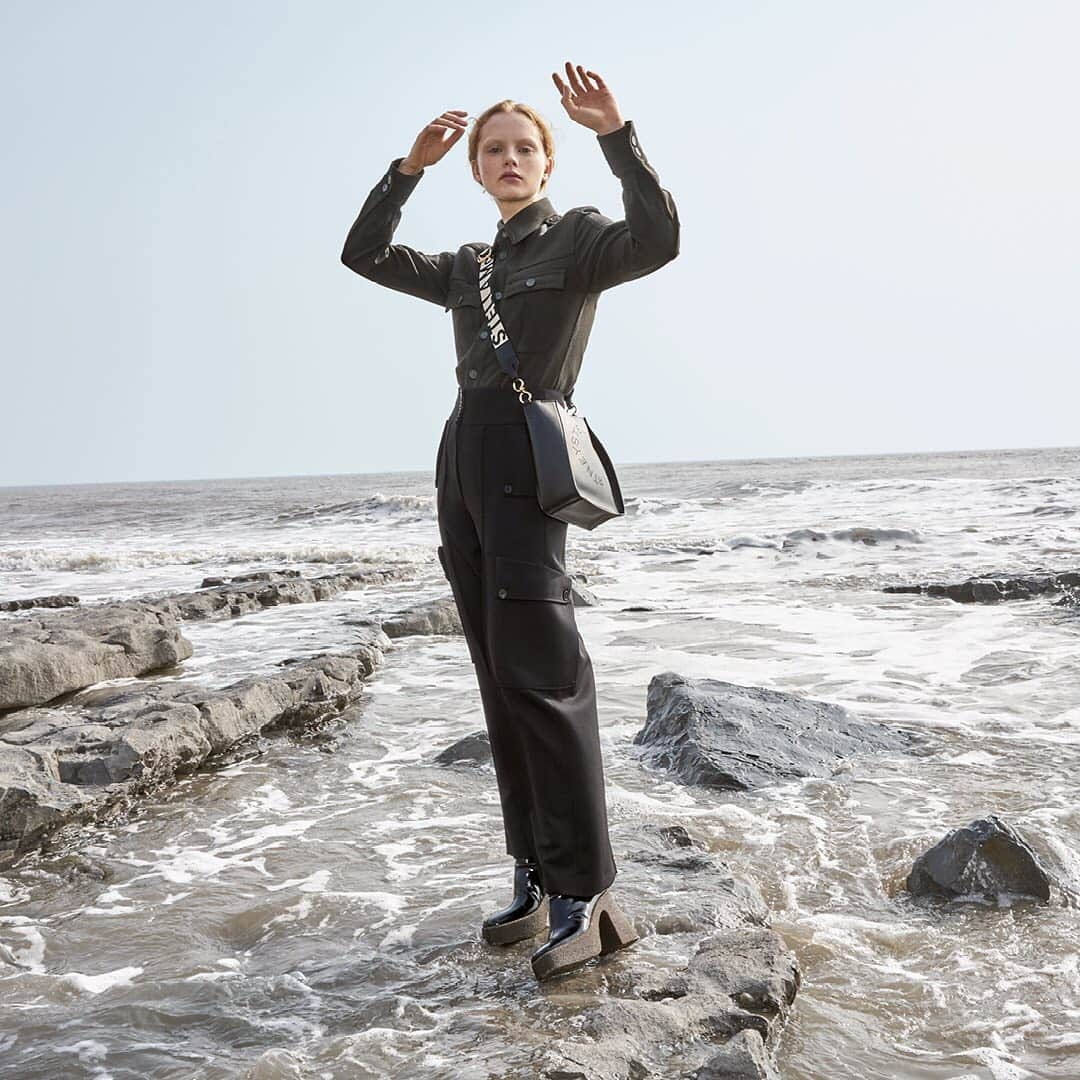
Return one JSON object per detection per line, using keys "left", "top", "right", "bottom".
{"left": 530, "top": 889, "right": 638, "bottom": 981}
{"left": 597, "top": 893, "right": 638, "bottom": 954}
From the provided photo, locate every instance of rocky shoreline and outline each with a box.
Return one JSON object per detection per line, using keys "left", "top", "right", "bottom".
{"left": 2, "top": 564, "right": 1064, "bottom": 1078}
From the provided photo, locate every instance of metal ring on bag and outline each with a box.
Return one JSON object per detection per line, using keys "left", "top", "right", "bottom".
{"left": 512, "top": 377, "right": 532, "bottom": 404}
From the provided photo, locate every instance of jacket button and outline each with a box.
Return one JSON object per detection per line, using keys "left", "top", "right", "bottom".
{"left": 494, "top": 291, "right": 502, "bottom": 300}
{"left": 503, "top": 483, "right": 513, "bottom": 494}
{"left": 479, "top": 329, "right": 488, "bottom": 339}
{"left": 525, "top": 277, "right": 535, "bottom": 286}
{"left": 562, "top": 587, "right": 571, "bottom": 600}
{"left": 497, "top": 587, "right": 508, "bottom": 599}
{"left": 468, "top": 368, "right": 478, "bottom": 379}
{"left": 381, "top": 183, "right": 389, "bottom": 192}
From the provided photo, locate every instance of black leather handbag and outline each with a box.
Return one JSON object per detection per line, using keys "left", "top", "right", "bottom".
{"left": 477, "top": 246, "right": 625, "bottom": 531}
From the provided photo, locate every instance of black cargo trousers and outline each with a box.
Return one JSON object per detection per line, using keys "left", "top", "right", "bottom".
{"left": 434, "top": 384, "right": 617, "bottom": 898}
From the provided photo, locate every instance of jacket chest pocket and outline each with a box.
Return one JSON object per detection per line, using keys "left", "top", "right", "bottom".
{"left": 446, "top": 282, "right": 483, "bottom": 353}
{"left": 502, "top": 267, "right": 568, "bottom": 354}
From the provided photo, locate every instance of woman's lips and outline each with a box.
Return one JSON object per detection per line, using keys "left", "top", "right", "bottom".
{"left": 501, "top": 174, "right": 522, "bottom": 180}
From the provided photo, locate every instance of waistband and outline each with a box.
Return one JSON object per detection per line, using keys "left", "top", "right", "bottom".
{"left": 452, "top": 385, "right": 568, "bottom": 425}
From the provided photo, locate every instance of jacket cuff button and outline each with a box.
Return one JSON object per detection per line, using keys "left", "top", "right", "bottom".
{"left": 562, "top": 587, "right": 571, "bottom": 600}
{"left": 503, "top": 483, "right": 513, "bottom": 494}
{"left": 497, "top": 587, "right": 509, "bottom": 599}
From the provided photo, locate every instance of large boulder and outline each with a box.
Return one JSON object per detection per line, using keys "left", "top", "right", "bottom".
{"left": 634, "top": 672, "right": 916, "bottom": 790}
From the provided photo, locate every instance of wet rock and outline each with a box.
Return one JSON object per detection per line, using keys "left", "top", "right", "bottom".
{"left": 906, "top": 814, "right": 1052, "bottom": 903}
{"left": 571, "top": 580, "right": 599, "bottom": 606}
{"left": 434, "top": 731, "right": 491, "bottom": 766}
{"left": 622, "top": 828, "right": 771, "bottom": 930}
{"left": 538, "top": 925, "right": 798, "bottom": 1080}
{"left": 0, "top": 567, "right": 413, "bottom": 711}
{"left": 0, "top": 628, "right": 389, "bottom": 865}
{"left": 170, "top": 566, "right": 407, "bottom": 621}
{"left": 725, "top": 535, "right": 781, "bottom": 551}
{"left": 657, "top": 824, "right": 700, "bottom": 848}
{"left": 0, "top": 595, "right": 80, "bottom": 612}
{"left": 381, "top": 597, "right": 462, "bottom": 638}
{"left": 694, "top": 1028, "right": 779, "bottom": 1079}
{"left": 0, "top": 604, "right": 194, "bottom": 712}
{"left": 884, "top": 569, "right": 1080, "bottom": 604}
{"left": 634, "top": 672, "right": 915, "bottom": 791}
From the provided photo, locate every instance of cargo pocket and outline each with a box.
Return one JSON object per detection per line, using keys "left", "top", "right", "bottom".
{"left": 489, "top": 555, "right": 577, "bottom": 691}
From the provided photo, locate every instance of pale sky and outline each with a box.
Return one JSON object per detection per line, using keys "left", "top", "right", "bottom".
{"left": 1, "top": 0, "right": 1077, "bottom": 487}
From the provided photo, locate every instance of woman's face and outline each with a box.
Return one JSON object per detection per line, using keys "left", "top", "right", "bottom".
{"left": 472, "top": 112, "right": 552, "bottom": 200}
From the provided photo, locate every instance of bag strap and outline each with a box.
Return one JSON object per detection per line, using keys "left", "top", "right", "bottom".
{"left": 477, "top": 245, "right": 535, "bottom": 403}
{"left": 478, "top": 245, "right": 579, "bottom": 412}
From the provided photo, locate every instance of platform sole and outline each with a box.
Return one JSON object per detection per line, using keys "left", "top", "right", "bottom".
{"left": 482, "top": 896, "right": 549, "bottom": 945}
{"left": 530, "top": 891, "right": 639, "bottom": 981}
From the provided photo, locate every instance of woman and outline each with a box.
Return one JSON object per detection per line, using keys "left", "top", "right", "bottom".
{"left": 340, "top": 61, "right": 679, "bottom": 981}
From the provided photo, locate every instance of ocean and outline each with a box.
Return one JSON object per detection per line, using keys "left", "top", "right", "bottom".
{"left": 1, "top": 445, "right": 1078, "bottom": 1078}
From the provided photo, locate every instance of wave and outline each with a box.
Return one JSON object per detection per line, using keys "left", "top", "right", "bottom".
{"left": 274, "top": 493, "right": 434, "bottom": 524}
{"left": 0, "top": 546, "right": 420, "bottom": 574}
{"left": 784, "top": 527, "right": 923, "bottom": 546}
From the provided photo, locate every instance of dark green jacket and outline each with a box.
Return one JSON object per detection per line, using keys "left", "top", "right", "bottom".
{"left": 341, "top": 120, "right": 679, "bottom": 396}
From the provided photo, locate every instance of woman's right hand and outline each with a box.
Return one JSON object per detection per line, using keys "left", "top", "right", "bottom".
{"left": 399, "top": 110, "right": 468, "bottom": 174}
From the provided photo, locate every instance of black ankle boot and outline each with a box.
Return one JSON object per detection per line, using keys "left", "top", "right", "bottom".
{"left": 481, "top": 858, "right": 549, "bottom": 945}
{"left": 530, "top": 888, "right": 638, "bottom": 981}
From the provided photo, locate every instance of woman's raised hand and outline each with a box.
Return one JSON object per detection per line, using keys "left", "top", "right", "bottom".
{"left": 399, "top": 110, "right": 468, "bottom": 174}
{"left": 551, "top": 63, "right": 624, "bottom": 136}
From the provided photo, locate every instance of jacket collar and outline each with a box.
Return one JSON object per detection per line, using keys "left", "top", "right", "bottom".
{"left": 496, "top": 196, "right": 556, "bottom": 245}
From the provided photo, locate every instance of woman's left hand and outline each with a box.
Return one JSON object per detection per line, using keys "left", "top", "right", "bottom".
{"left": 551, "top": 62, "right": 624, "bottom": 136}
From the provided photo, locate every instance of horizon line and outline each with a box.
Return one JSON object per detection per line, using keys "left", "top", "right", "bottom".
{"left": 2, "top": 442, "right": 1078, "bottom": 492}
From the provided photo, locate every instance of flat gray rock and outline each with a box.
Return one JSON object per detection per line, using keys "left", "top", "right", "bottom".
{"left": 537, "top": 923, "right": 798, "bottom": 1079}
{"left": 0, "top": 595, "right": 80, "bottom": 611}
{"left": 693, "top": 1029, "right": 780, "bottom": 1079}
{"left": 634, "top": 672, "right": 916, "bottom": 790}
{"left": 0, "top": 603, "right": 194, "bottom": 712}
{"left": 884, "top": 569, "right": 1080, "bottom": 604}
{"left": 0, "top": 566, "right": 412, "bottom": 711}
{"left": 382, "top": 596, "right": 462, "bottom": 638}
{"left": 0, "top": 626, "right": 389, "bottom": 865}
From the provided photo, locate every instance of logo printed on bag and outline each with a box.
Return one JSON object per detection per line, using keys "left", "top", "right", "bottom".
{"left": 569, "top": 423, "right": 606, "bottom": 488}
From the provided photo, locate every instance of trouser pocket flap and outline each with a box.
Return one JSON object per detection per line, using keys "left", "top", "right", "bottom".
{"left": 495, "top": 556, "right": 572, "bottom": 603}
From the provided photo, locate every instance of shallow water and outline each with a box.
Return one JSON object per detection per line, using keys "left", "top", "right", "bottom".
{"left": 1, "top": 445, "right": 1079, "bottom": 1078}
